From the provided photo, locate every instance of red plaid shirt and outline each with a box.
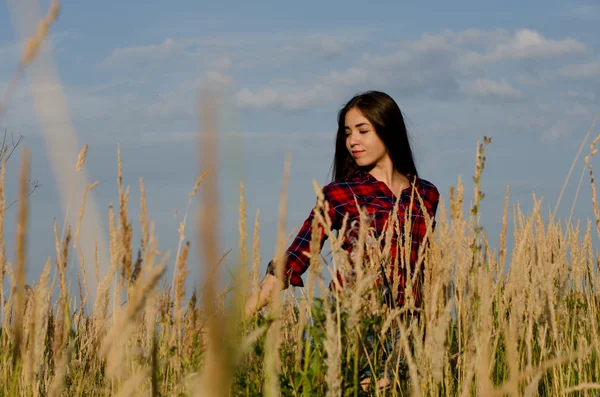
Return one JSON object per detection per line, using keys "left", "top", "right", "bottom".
{"left": 266, "top": 169, "right": 439, "bottom": 306}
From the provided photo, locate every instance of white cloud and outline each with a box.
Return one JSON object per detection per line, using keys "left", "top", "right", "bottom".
{"left": 239, "top": 28, "right": 583, "bottom": 110}
{"left": 461, "top": 78, "right": 523, "bottom": 99}
{"left": 517, "top": 73, "right": 546, "bottom": 87}
{"left": 208, "top": 56, "right": 231, "bottom": 70}
{"left": 136, "top": 129, "right": 333, "bottom": 146}
{"left": 387, "top": 29, "right": 585, "bottom": 71}
{"left": 315, "top": 68, "right": 371, "bottom": 87}
{"left": 235, "top": 88, "right": 279, "bottom": 110}
{"left": 279, "top": 34, "right": 349, "bottom": 61}
{"left": 362, "top": 49, "right": 413, "bottom": 68}
{"left": 138, "top": 131, "right": 197, "bottom": 144}
{"left": 23, "top": 26, "right": 591, "bottom": 151}
{"left": 232, "top": 28, "right": 589, "bottom": 111}
{"left": 486, "top": 29, "right": 586, "bottom": 62}
{"left": 99, "top": 38, "right": 188, "bottom": 68}
{"left": 235, "top": 84, "right": 335, "bottom": 111}
{"left": 451, "top": 29, "right": 587, "bottom": 70}
{"left": 144, "top": 80, "right": 197, "bottom": 120}
{"left": 315, "top": 36, "right": 346, "bottom": 58}
{"left": 558, "top": 60, "right": 600, "bottom": 79}
{"left": 98, "top": 32, "right": 358, "bottom": 72}
{"left": 440, "top": 28, "right": 509, "bottom": 46}
{"left": 201, "top": 70, "right": 234, "bottom": 90}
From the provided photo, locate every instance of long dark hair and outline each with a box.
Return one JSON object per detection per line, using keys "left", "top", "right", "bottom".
{"left": 331, "top": 91, "right": 418, "bottom": 182}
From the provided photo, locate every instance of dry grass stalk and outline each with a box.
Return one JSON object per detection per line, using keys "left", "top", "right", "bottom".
{"left": 102, "top": 259, "right": 167, "bottom": 380}
{"left": 324, "top": 280, "right": 341, "bottom": 397}
{"left": 12, "top": 148, "right": 30, "bottom": 369}
{"left": 77, "top": 249, "right": 88, "bottom": 313}
{"left": 562, "top": 383, "right": 600, "bottom": 393}
{"left": 192, "top": 91, "right": 233, "bottom": 397}
{"left": 34, "top": 260, "right": 51, "bottom": 365}
{"left": 170, "top": 170, "right": 209, "bottom": 310}
{"left": 0, "top": 1, "right": 60, "bottom": 119}
{"left": 264, "top": 155, "right": 291, "bottom": 397}
{"left": 23, "top": 283, "right": 36, "bottom": 391}
{"left": 93, "top": 248, "right": 120, "bottom": 333}
{"left": 48, "top": 343, "right": 72, "bottom": 397}
{"left": 116, "top": 145, "right": 133, "bottom": 286}
{"left": 172, "top": 240, "right": 190, "bottom": 353}
{"left": 251, "top": 209, "right": 261, "bottom": 298}
{"left": 139, "top": 177, "right": 149, "bottom": 255}
{"left": 21, "top": 0, "right": 60, "bottom": 67}
{"left": 555, "top": 112, "right": 600, "bottom": 218}
{"left": 238, "top": 182, "right": 249, "bottom": 315}
{"left": 115, "top": 368, "right": 151, "bottom": 397}
{"left": 586, "top": 136, "right": 600, "bottom": 241}
{"left": 0, "top": 163, "right": 6, "bottom": 326}
{"left": 74, "top": 180, "right": 98, "bottom": 248}
{"left": 52, "top": 222, "right": 70, "bottom": 363}
{"left": 0, "top": 33, "right": 599, "bottom": 392}
{"left": 75, "top": 143, "right": 88, "bottom": 172}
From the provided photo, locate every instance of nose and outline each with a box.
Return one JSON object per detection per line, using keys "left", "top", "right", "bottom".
{"left": 348, "top": 132, "right": 359, "bottom": 147}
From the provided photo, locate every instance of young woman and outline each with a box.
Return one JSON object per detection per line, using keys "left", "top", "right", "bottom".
{"left": 245, "top": 90, "right": 440, "bottom": 318}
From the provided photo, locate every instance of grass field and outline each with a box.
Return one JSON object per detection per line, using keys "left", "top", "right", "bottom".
{"left": 1, "top": 2, "right": 600, "bottom": 395}
{"left": 0, "top": 130, "right": 599, "bottom": 396}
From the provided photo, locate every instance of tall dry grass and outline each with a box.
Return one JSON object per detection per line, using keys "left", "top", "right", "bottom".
{"left": 0, "top": 124, "right": 597, "bottom": 396}
{"left": 1, "top": 3, "right": 600, "bottom": 395}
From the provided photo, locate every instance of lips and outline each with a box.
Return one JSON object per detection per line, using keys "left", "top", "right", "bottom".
{"left": 352, "top": 150, "right": 365, "bottom": 157}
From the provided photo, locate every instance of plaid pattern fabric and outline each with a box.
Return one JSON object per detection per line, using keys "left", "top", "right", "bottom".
{"left": 266, "top": 169, "right": 439, "bottom": 306}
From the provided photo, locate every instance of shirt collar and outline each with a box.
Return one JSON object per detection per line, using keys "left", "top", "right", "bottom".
{"left": 354, "top": 169, "right": 417, "bottom": 184}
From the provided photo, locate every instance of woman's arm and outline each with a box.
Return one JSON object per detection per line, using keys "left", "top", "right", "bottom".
{"left": 244, "top": 184, "right": 338, "bottom": 317}
{"left": 244, "top": 274, "right": 283, "bottom": 318}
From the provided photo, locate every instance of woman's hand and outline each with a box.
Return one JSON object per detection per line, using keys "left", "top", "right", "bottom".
{"left": 244, "top": 274, "right": 284, "bottom": 319}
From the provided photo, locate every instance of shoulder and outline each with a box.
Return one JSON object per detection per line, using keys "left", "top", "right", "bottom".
{"left": 410, "top": 175, "right": 440, "bottom": 210}
{"left": 321, "top": 171, "right": 370, "bottom": 197}
{"left": 413, "top": 176, "right": 439, "bottom": 196}
{"left": 315, "top": 172, "right": 372, "bottom": 210}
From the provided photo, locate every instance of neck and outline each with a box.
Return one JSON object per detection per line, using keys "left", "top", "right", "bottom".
{"left": 367, "top": 159, "right": 399, "bottom": 186}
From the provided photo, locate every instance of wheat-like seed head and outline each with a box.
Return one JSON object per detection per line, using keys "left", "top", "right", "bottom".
{"left": 13, "top": 149, "right": 31, "bottom": 370}
{"left": 189, "top": 170, "right": 210, "bottom": 199}
{"left": 20, "top": 1, "right": 60, "bottom": 67}
{"left": 73, "top": 181, "right": 98, "bottom": 248}
{"left": 75, "top": 144, "right": 88, "bottom": 172}
{"left": 251, "top": 210, "right": 261, "bottom": 295}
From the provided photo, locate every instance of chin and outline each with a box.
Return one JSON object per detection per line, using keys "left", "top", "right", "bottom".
{"left": 355, "top": 160, "right": 374, "bottom": 168}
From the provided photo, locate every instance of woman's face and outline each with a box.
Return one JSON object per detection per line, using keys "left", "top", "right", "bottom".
{"left": 344, "top": 107, "right": 389, "bottom": 169}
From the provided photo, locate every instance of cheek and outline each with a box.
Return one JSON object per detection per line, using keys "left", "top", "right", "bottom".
{"left": 373, "top": 137, "right": 386, "bottom": 153}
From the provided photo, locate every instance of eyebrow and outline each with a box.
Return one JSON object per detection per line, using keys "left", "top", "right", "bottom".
{"left": 344, "top": 122, "right": 370, "bottom": 129}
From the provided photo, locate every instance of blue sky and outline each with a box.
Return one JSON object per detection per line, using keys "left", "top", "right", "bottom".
{"left": 0, "top": 1, "right": 599, "bottom": 296}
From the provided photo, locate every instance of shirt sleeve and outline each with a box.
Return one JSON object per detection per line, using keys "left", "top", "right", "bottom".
{"left": 421, "top": 183, "right": 440, "bottom": 218}
{"left": 398, "top": 181, "right": 440, "bottom": 269}
{"left": 266, "top": 185, "right": 337, "bottom": 288}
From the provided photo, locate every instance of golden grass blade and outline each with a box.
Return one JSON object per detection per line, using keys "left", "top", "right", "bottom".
{"left": 0, "top": 163, "right": 6, "bottom": 327}
{"left": 48, "top": 343, "right": 72, "bottom": 397}
{"left": 7, "top": 0, "right": 110, "bottom": 304}
{"left": 562, "top": 382, "right": 600, "bottom": 394}
{"left": 191, "top": 90, "right": 233, "bottom": 397}
{"left": 263, "top": 155, "right": 291, "bottom": 397}
{"left": 12, "top": 148, "right": 30, "bottom": 369}
{"left": 554, "top": 112, "right": 600, "bottom": 218}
